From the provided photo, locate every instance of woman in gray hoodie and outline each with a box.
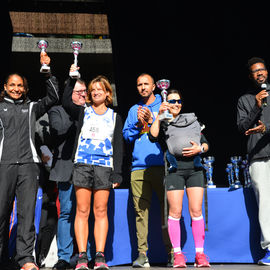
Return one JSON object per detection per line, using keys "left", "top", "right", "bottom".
{"left": 149, "top": 89, "right": 210, "bottom": 268}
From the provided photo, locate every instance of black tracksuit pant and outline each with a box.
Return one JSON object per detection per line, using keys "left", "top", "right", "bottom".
{"left": 0, "top": 163, "right": 39, "bottom": 267}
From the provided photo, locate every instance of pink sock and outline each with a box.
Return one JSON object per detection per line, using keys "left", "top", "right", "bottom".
{"left": 192, "top": 215, "right": 205, "bottom": 253}
{"left": 168, "top": 216, "right": 181, "bottom": 253}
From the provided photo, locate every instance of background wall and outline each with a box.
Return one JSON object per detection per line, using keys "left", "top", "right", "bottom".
{"left": 3, "top": 2, "right": 270, "bottom": 186}
{"left": 107, "top": 2, "right": 270, "bottom": 186}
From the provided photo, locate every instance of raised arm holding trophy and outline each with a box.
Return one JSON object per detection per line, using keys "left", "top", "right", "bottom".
{"left": 37, "top": 40, "right": 50, "bottom": 73}
{"left": 156, "top": 79, "right": 173, "bottom": 121}
{"left": 70, "top": 41, "right": 83, "bottom": 79}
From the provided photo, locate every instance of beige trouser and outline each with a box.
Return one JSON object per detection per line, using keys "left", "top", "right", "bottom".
{"left": 131, "top": 166, "right": 171, "bottom": 253}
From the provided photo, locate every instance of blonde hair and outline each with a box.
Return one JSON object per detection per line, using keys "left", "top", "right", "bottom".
{"left": 87, "top": 75, "right": 113, "bottom": 106}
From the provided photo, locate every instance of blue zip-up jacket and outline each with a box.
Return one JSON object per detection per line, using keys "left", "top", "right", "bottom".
{"left": 123, "top": 94, "right": 164, "bottom": 171}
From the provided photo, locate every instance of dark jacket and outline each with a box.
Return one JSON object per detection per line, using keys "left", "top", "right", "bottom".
{"left": 237, "top": 87, "right": 270, "bottom": 161}
{"left": 49, "top": 105, "right": 77, "bottom": 182}
{"left": 0, "top": 76, "right": 59, "bottom": 164}
{"left": 62, "top": 77, "right": 124, "bottom": 184}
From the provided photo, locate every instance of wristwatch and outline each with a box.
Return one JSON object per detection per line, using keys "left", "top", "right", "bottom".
{"left": 200, "top": 145, "right": 205, "bottom": 154}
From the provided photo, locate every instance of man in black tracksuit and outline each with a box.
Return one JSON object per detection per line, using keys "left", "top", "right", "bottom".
{"left": 0, "top": 54, "right": 59, "bottom": 270}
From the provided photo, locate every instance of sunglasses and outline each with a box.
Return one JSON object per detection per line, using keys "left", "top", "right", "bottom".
{"left": 167, "top": 99, "right": 182, "bottom": 104}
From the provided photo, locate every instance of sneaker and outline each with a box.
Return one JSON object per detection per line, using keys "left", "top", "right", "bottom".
{"left": 94, "top": 252, "right": 109, "bottom": 270}
{"left": 75, "top": 263, "right": 89, "bottom": 270}
{"left": 173, "top": 253, "right": 187, "bottom": 268}
{"left": 52, "top": 259, "right": 70, "bottom": 270}
{"left": 258, "top": 249, "right": 270, "bottom": 265}
{"left": 132, "top": 253, "right": 150, "bottom": 268}
{"left": 194, "top": 252, "right": 210, "bottom": 268}
{"left": 75, "top": 252, "right": 89, "bottom": 270}
{"left": 20, "top": 262, "right": 39, "bottom": 270}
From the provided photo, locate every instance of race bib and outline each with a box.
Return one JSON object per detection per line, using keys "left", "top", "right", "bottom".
{"left": 81, "top": 107, "right": 114, "bottom": 141}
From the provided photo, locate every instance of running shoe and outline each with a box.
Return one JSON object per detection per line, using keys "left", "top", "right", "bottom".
{"left": 20, "top": 262, "right": 39, "bottom": 270}
{"left": 132, "top": 253, "right": 150, "bottom": 268}
{"left": 94, "top": 252, "right": 109, "bottom": 270}
{"left": 194, "top": 252, "right": 210, "bottom": 268}
{"left": 75, "top": 252, "right": 89, "bottom": 270}
{"left": 75, "top": 262, "right": 89, "bottom": 270}
{"left": 258, "top": 249, "right": 270, "bottom": 265}
{"left": 52, "top": 259, "right": 70, "bottom": 270}
{"left": 173, "top": 252, "right": 187, "bottom": 268}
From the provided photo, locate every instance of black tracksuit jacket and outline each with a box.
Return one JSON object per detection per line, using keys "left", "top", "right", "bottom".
{"left": 237, "top": 85, "right": 270, "bottom": 161}
{"left": 0, "top": 75, "right": 59, "bottom": 164}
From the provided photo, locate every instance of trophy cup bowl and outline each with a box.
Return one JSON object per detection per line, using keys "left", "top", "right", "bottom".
{"left": 203, "top": 156, "right": 215, "bottom": 164}
{"left": 231, "top": 156, "right": 242, "bottom": 164}
{"left": 156, "top": 79, "right": 173, "bottom": 121}
{"left": 156, "top": 79, "right": 170, "bottom": 91}
{"left": 37, "top": 40, "right": 50, "bottom": 73}
{"left": 70, "top": 41, "right": 83, "bottom": 79}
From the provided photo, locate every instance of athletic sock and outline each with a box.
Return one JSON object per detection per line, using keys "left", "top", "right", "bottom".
{"left": 168, "top": 216, "right": 181, "bottom": 254}
{"left": 191, "top": 215, "right": 205, "bottom": 253}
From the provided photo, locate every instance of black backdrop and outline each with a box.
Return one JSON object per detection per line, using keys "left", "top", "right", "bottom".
{"left": 3, "top": 2, "right": 270, "bottom": 186}
{"left": 107, "top": 3, "right": 270, "bottom": 186}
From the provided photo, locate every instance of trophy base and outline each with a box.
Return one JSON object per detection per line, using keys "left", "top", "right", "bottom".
{"left": 40, "top": 65, "right": 50, "bottom": 73}
{"left": 159, "top": 111, "right": 173, "bottom": 121}
{"left": 69, "top": 71, "right": 81, "bottom": 79}
{"left": 207, "top": 184, "right": 216, "bottom": 188}
{"left": 228, "top": 183, "right": 243, "bottom": 191}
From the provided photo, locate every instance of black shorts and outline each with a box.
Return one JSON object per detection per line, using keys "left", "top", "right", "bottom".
{"left": 72, "top": 163, "right": 113, "bottom": 190}
{"left": 165, "top": 168, "right": 204, "bottom": 191}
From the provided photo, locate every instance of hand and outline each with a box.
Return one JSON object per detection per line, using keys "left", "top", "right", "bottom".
{"left": 41, "top": 153, "right": 50, "bottom": 164}
{"left": 112, "top": 183, "right": 120, "bottom": 189}
{"left": 245, "top": 120, "right": 266, "bottom": 135}
{"left": 40, "top": 51, "right": 50, "bottom": 66}
{"left": 137, "top": 106, "right": 152, "bottom": 127}
{"left": 256, "top": 90, "right": 269, "bottom": 108}
{"left": 70, "top": 64, "right": 80, "bottom": 73}
{"left": 182, "top": 140, "right": 201, "bottom": 157}
{"left": 158, "top": 102, "right": 170, "bottom": 116}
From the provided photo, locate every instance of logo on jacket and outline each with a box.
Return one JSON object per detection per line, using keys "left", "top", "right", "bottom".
{"left": 21, "top": 109, "right": 28, "bottom": 113}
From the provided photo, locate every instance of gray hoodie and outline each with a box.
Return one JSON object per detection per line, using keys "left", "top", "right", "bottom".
{"left": 165, "top": 113, "right": 201, "bottom": 157}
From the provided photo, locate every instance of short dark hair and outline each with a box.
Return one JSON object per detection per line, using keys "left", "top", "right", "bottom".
{"left": 167, "top": 89, "right": 183, "bottom": 102}
{"left": 137, "top": 73, "right": 155, "bottom": 84}
{"left": 247, "top": 57, "right": 266, "bottom": 70}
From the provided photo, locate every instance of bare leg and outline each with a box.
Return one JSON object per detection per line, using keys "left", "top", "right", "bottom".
{"left": 74, "top": 186, "right": 92, "bottom": 252}
{"left": 93, "top": 189, "right": 110, "bottom": 252}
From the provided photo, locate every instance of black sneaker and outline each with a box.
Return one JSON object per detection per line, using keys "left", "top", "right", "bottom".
{"left": 167, "top": 249, "right": 174, "bottom": 267}
{"left": 94, "top": 252, "right": 109, "bottom": 270}
{"left": 52, "top": 259, "right": 70, "bottom": 270}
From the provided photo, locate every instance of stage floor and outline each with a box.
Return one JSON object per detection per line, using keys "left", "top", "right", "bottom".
{"left": 41, "top": 265, "right": 269, "bottom": 270}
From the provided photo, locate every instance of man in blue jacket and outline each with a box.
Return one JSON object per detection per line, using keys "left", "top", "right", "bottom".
{"left": 123, "top": 73, "right": 171, "bottom": 267}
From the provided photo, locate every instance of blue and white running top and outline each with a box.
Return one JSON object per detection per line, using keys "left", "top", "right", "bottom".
{"left": 74, "top": 106, "right": 115, "bottom": 167}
